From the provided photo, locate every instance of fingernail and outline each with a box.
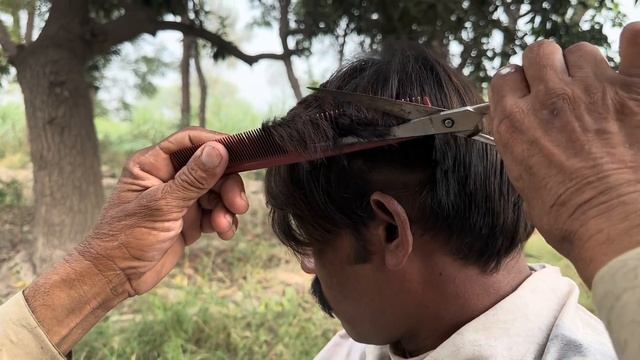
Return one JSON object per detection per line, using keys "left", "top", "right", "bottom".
{"left": 201, "top": 144, "right": 221, "bottom": 169}
{"left": 224, "top": 213, "right": 233, "bottom": 228}
{"left": 240, "top": 191, "right": 248, "bottom": 203}
{"left": 497, "top": 65, "right": 517, "bottom": 75}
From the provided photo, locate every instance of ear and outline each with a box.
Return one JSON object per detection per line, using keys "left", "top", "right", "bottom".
{"left": 369, "top": 191, "right": 413, "bottom": 270}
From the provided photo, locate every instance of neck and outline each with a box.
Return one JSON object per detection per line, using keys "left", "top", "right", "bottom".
{"left": 391, "top": 253, "right": 531, "bottom": 357}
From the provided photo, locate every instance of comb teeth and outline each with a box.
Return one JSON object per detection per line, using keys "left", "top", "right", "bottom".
{"left": 316, "top": 109, "right": 343, "bottom": 122}
{"left": 401, "top": 96, "right": 432, "bottom": 106}
{"left": 169, "top": 128, "right": 289, "bottom": 173}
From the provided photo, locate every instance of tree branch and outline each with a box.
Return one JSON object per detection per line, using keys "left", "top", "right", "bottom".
{"left": 278, "top": 0, "right": 302, "bottom": 100}
{"left": 0, "top": 20, "right": 18, "bottom": 59}
{"left": 155, "top": 21, "right": 286, "bottom": 65}
{"left": 25, "top": 2, "right": 36, "bottom": 44}
{"left": 90, "top": 7, "right": 157, "bottom": 55}
{"left": 92, "top": 7, "right": 288, "bottom": 66}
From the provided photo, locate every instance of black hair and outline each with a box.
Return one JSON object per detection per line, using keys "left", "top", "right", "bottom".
{"left": 264, "top": 45, "right": 533, "bottom": 271}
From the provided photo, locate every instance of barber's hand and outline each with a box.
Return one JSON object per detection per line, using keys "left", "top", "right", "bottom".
{"left": 489, "top": 22, "right": 640, "bottom": 285}
{"left": 77, "top": 128, "right": 250, "bottom": 295}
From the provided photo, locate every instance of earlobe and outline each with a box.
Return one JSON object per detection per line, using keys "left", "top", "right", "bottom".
{"left": 369, "top": 192, "right": 414, "bottom": 270}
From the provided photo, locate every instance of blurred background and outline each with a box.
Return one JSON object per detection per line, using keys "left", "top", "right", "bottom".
{"left": 0, "top": 0, "right": 638, "bottom": 358}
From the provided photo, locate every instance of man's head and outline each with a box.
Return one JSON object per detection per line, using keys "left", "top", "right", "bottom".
{"left": 264, "top": 45, "right": 533, "bottom": 345}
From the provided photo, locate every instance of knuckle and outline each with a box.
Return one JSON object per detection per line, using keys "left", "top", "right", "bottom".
{"left": 503, "top": 103, "right": 528, "bottom": 123}
{"left": 621, "top": 21, "right": 640, "bottom": 43}
{"left": 492, "top": 103, "right": 527, "bottom": 139}
{"left": 565, "top": 43, "right": 605, "bottom": 71}
{"left": 565, "top": 41, "right": 595, "bottom": 58}
{"left": 142, "top": 187, "right": 183, "bottom": 216}
{"left": 122, "top": 156, "right": 139, "bottom": 174}
{"left": 540, "top": 86, "right": 576, "bottom": 113}
{"left": 526, "top": 39, "right": 559, "bottom": 57}
{"left": 178, "top": 166, "right": 210, "bottom": 191}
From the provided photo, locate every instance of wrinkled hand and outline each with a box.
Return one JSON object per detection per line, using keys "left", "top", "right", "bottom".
{"left": 76, "top": 128, "right": 250, "bottom": 295}
{"left": 489, "top": 22, "right": 640, "bottom": 284}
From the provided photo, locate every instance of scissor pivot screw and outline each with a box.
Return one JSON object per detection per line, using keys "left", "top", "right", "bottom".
{"left": 442, "top": 118, "right": 455, "bottom": 128}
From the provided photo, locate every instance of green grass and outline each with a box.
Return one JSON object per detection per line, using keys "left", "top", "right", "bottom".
{"left": 75, "top": 280, "right": 337, "bottom": 359}
{"left": 524, "top": 233, "right": 593, "bottom": 311}
{"left": 0, "top": 97, "right": 29, "bottom": 169}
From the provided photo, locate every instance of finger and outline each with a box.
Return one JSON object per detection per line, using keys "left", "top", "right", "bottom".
{"left": 217, "top": 216, "right": 239, "bottom": 241}
{"left": 619, "top": 21, "right": 640, "bottom": 77}
{"left": 182, "top": 203, "right": 202, "bottom": 246}
{"left": 198, "top": 191, "right": 222, "bottom": 210}
{"left": 128, "top": 128, "right": 228, "bottom": 182}
{"left": 201, "top": 209, "right": 215, "bottom": 233}
{"left": 564, "top": 42, "right": 612, "bottom": 79}
{"left": 491, "top": 64, "right": 530, "bottom": 100}
{"left": 522, "top": 40, "right": 570, "bottom": 90}
{"left": 158, "top": 127, "right": 227, "bottom": 155}
{"left": 163, "top": 142, "right": 228, "bottom": 207}
{"left": 211, "top": 202, "right": 235, "bottom": 236}
{"left": 216, "top": 174, "right": 250, "bottom": 215}
{"left": 489, "top": 65, "right": 529, "bottom": 133}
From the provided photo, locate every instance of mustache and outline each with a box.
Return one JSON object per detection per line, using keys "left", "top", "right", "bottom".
{"left": 310, "top": 276, "right": 334, "bottom": 318}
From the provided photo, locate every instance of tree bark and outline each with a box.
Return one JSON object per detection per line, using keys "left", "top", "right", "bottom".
{"left": 180, "top": 34, "right": 193, "bottom": 128}
{"left": 192, "top": 42, "right": 207, "bottom": 128}
{"left": 14, "top": 42, "right": 104, "bottom": 271}
{"left": 279, "top": 0, "right": 302, "bottom": 101}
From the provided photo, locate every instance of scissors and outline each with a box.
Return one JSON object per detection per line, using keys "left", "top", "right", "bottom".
{"left": 308, "top": 87, "right": 495, "bottom": 146}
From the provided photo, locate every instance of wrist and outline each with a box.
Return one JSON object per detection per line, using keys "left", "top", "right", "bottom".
{"left": 74, "top": 240, "right": 136, "bottom": 299}
{"left": 566, "top": 204, "right": 640, "bottom": 287}
{"left": 24, "top": 249, "right": 131, "bottom": 354}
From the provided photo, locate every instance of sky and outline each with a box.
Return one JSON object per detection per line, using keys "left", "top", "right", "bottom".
{"left": 101, "top": 0, "right": 640, "bottom": 115}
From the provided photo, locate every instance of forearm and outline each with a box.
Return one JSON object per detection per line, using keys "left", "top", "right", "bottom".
{"left": 23, "top": 249, "right": 131, "bottom": 354}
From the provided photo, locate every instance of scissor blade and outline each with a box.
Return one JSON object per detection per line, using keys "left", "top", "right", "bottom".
{"left": 390, "top": 106, "right": 488, "bottom": 139}
{"left": 308, "top": 87, "right": 445, "bottom": 119}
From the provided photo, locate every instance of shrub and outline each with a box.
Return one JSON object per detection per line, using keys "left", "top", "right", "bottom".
{"left": 0, "top": 179, "right": 23, "bottom": 206}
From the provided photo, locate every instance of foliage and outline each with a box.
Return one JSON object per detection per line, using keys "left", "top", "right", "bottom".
{"left": 524, "top": 233, "right": 594, "bottom": 311}
{"left": 0, "top": 99, "right": 28, "bottom": 168}
{"left": 292, "top": 0, "right": 626, "bottom": 85}
{"left": 0, "top": 179, "right": 22, "bottom": 206}
{"left": 96, "top": 81, "right": 264, "bottom": 170}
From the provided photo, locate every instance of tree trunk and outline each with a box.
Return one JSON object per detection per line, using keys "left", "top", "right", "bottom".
{"left": 180, "top": 35, "right": 193, "bottom": 128}
{"left": 14, "top": 42, "right": 104, "bottom": 272}
{"left": 192, "top": 42, "right": 207, "bottom": 128}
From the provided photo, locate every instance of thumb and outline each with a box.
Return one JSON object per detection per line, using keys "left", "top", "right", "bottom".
{"left": 164, "top": 142, "right": 228, "bottom": 205}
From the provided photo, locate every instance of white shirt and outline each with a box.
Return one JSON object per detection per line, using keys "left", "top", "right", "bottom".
{"left": 315, "top": 264, "right": 617, "bottom": 360}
